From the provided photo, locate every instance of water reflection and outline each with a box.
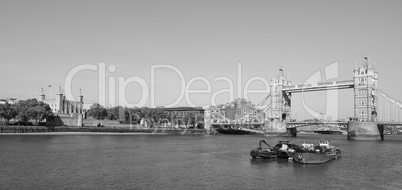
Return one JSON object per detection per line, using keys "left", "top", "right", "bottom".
{"left": 250, "top": 158, "right": 292, "bottom": 165}
{"left": 250, "top": 156, "right": 335, "bottom": 172}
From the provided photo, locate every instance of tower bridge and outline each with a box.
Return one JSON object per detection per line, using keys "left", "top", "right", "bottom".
{"left": 206, "top": 57, "right": 402, "bottom": 140}
{"left": 263, "top": 57, "right": 402, "bottom": 140}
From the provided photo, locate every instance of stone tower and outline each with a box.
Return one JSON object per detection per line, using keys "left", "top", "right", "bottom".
{"left": 79, "top": 89, "right": 84, "bottom": 114}
{"left": 353, "top": 57, "right": 378, "bottom": 122}
{"left": 267, "top": 68, "right": 291, "bottom": 133}
{"left": 55, "top": 87, "right": 64, "bottom": 113}
{"left": 39, "top": 87, "right": 45, "bottom": 101}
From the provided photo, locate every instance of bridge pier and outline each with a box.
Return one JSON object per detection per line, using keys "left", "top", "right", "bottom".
{"left": 264, "top": 121, "right": 290, "bottom": 136}
{"left": 287, "top": 127, "right": 297, "bottom": 137}
{"left": 347, "top": 121, "right": 384, "bottom": 140}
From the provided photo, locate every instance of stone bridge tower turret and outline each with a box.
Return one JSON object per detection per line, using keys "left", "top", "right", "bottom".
{"left": 353, "top": 57, "right": 378, "bottom": 122}
{"left": 267, "top": 68, "right": 291, "bottom": 133}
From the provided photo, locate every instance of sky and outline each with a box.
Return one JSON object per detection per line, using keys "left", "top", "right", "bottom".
{"left": 1, "top": 0, "right": 402, "bottom": 120}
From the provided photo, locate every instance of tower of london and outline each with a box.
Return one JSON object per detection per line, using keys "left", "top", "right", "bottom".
{"left": 39, "top": 87, "right": 84, "bottom": 117}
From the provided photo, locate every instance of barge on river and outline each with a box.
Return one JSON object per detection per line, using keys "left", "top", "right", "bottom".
{"left": 250, "top": 140, "right": 296, "bottom": 159}
{"left": 293, "top": 140, "right": 341, "bottom": 164}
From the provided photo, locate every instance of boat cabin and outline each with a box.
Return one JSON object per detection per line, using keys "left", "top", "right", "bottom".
{"left": 319, "top": 140, "right": 330, "bottom": 148}
{"left": 276, "top": 140, "right": 292, "bottom": 150}
{"left": 301, "top": 142, "right": 315, "bottom": 151}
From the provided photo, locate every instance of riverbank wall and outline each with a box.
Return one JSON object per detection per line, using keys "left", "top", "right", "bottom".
{"left": 0, "top": 126, "right": 207, "bottom": 135}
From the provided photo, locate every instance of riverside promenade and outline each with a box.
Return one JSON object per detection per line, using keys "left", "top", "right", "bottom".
{"left": 0, "top": 126, "right": 208, "bottom": 135}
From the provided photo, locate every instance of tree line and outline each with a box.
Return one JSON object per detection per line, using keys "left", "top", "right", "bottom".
{"left": 0, "top": 99, "right": 53, "bottom": 125}
{"left": 87, "top": 103, "right": 203, "bottom": 128}
{"left": 0, "top": 100, "right": 203, "bottom": 128}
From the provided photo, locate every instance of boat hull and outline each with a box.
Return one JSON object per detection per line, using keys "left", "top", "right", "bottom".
{"left": 217, "top": 128, "right": 257, "bottom": 135}
{"left": 250, "top": 140, "right": 297, "bottom": 159}
{"left": 277, "top": 150, "right": 293, "bottom": 158}
{"left": 293, "top": 150, "right": 341, "bottom": 164}
{"left": 250, "top": 149, "right": 277, "bottom": 159}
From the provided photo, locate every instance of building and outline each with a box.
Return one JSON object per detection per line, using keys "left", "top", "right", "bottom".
{"left": 214, "top": 98, "right": 260, "bottom": 121}
{"left": 160, "top": 107, "right": 204, "bottom": 121}
{"left": 353, "top": 58, "right": 378, "bottom": 122}
{"left": 39, "top": 87, "right": 84, "bottom": 117}
{"left": 0, "top": 98, "right": 17, "bottom": 104}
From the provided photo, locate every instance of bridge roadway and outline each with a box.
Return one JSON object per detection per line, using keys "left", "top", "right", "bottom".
{"left": 282, "top": 80, "right": 355, "bottom": 93}
{"left": 286, "top": 121, "right": 348, "bottom": 128}
{"left": 377, "top": 121, "right": 402, "bottom": 126}
{"left": 211, "top": 121, "right": 402, "bottom": 135}
{"left": 287, "top": 121, "right": 402, "bottom": 128}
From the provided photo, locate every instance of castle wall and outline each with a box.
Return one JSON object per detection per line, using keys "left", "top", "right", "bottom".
{"left": 39, "top": 89, "right": 84, "bottom": 117}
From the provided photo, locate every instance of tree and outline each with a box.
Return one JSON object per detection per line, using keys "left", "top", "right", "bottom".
{"left": 148, "top": 108, "right": 167, "bottom": 127}
{"left": 34, "top": 102, "right": 53, "bottom": 123}
{"left": 0, "top": 104, "right": 6, "bottom": 123}
{"left": 184, "top": 112, "right": 196, "bottom": 128}
{"left": 87, "top": 103, "right": 107, "bottom": 119}
{"left": 12, "top": 99, "right": 53, "bottom": 124}
{"left": 106, "top": 106, "right": 120, "bottom": 120}
{"left": 0, "top": 103, "right": 17, "bottom": 124}
{"left": 169, "top": 113, "right": 178, "bottom": 128}
{"left": 15, "top": 100, "right": 30, "bottom": 123}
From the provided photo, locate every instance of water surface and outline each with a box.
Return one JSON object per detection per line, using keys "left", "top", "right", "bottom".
{"left": 1, "top": 134, "right": 401, "bottom": 189}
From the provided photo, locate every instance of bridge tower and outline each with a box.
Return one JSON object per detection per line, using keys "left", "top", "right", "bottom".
{"left": 349, "top": 57, "right": 382, "bottom": 140}
{"left": 353, "top": 57, "right": 378, "bottom": 122}
{"left": 267, "top": 68, "right": 292, "bottom": 133}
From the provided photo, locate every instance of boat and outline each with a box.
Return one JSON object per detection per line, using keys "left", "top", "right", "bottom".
{"left": 215, "top": 124, "right": 264, "bottom": 135}
{"left": 216, "top": 128, "right": 257, "bottom": 135}
{"left": 273, "top": 140, "right": 296, "bottom": 159}
{"left": 250, "top": 140, "right": 277, "bottom": 159}
{"left": 293, "top": 140, "right": 341, "bottom": 164}
{"left": 250, "top": 140, "right": 297, "bottom": 159}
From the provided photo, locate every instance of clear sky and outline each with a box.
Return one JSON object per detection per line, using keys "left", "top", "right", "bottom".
{"left": 1, "top": 0, "right": 402, "bottom": 120}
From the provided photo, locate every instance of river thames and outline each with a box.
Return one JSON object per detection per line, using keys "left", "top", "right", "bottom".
{"left": 1, "top": 134, "right": 401, "bottom": 190}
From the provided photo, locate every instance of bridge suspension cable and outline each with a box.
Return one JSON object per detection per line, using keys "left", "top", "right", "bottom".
{"left": 378, "top": 90, "right": 402, "bottom": 109}
{"left": 262, "top": 103, "right": 271, "bottom": 113}
{"left": 377, "top": 89, "right": 402, "bottom": 122}
{"left": 256, "top": 93, "right": 271, "bottom": 109}
{"left": 234, "top": 93, "right": 272, "bottom": 123}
